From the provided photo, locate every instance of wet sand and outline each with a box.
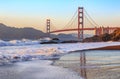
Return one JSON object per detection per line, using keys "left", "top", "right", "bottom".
{"left": 54, "top": 45, "right": 120, "bottom": 79}
{"left": 54, "top": 60, "right": 120, "bottom": 79}
{"left": 90, "top": 45, "right": 120, "bottom": 50}
{"left": 0, "top": 60, "right": 81, "bottom": 79}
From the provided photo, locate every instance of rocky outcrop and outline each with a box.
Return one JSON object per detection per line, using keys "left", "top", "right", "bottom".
{"left": 111, "top": 28, "right": 120, "bottom": 41}
{"left": 84, "top": 28, "right": 120, "bottom": 42}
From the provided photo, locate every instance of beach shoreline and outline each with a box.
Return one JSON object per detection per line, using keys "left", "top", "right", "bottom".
{"left": 54, "top": 61, "right": 120, "bottom": 79}
{"left": 89, "top": 45, "right": 120, "bottom": 50}
{"left": 0, "top": 42, "right": 120, "bottom": 79}
{"left": 0, "top": 60, "right": 82, "bottom": 79}
{"left": 54, "top": 45, "right": 120, "bottom": 79}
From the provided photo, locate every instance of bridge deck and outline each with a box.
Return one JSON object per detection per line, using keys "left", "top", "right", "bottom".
{"left": 50, "top": 27, "right": 118, "bottom": 33}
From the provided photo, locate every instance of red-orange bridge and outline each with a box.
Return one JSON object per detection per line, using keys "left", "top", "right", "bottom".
{"left": 46, "top": 7, "right": 119, "bottom": 40}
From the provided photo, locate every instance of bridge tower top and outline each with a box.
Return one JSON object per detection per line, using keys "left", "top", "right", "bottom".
{"left": 46, "top": 19, "right": 50, "bottom": 33}
{"left": 78, "top": 7, "right": 84, "bottom": 41}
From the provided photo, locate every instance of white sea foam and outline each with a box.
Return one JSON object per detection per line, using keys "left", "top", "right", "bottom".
{"left": 0, "top": 41, "right": 119, "bottom": 79}
{"left": 0, "top": 41, "right": 120, "bottom": 64}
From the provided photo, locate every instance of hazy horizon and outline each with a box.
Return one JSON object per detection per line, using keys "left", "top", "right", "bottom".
{"left": 0, "top": 0, "right": 120, "bottom": 32}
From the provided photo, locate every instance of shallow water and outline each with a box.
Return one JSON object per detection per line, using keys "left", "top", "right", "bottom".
{"left": 57, "top": 50, "right": 120, "bottom": 79}
{"left": 60, "top": 50, "right": 120, "bottom": 66}
{"left": 0, "top": 60, "right": 82, "bottom": 79}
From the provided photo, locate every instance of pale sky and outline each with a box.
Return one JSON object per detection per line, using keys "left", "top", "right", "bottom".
{"left": 0, "top": 0, "right": 120, "bottom": 32}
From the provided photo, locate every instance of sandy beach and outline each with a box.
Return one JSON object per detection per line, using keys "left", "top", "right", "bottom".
{"left": 54, "top": 60, "right": 120, "bottom": 79}
{"left": 90, "top": 45, "right": 120, "bottom": 50}
{"left": 54, "top": 45, "right": 120, "bottom": 79}
{"left": 0, "top": 42, "right": 120, "bottom": 79}
{"left": 0, "top": 60, "right": 82, "bottom": 79}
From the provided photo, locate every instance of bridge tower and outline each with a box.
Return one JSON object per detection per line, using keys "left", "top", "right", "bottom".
{"left": 46, "top": 19, "right": 51, "bottom": 34}
{"left": 78, "top": 7, "right": 84, "bottom": 41}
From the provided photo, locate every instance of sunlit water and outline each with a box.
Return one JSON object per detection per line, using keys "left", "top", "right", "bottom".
{"left": 60, "top": 50, "right": 120, "bottom": 67}
{"left": 0, "top": 45, "right": 81, "bottom": 79}
{"left": 0, "top": 44, "right": 120, "bottom": 79}
{"left": 0, "top": 60, "right": 81, "bottom": 79}
{"left": 55, "top": 50, "right": 120, "bottom": 79}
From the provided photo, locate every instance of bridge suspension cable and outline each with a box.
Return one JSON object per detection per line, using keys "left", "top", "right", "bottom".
{"left": 62, "top": 10, "right": 78, "bottom": 29}
{"left": 84, "top": 15, "right": 96, "bottom": 27}
{"left": 84, "top": 9, "right": 99, "bottom": 27}
{"left": 50, "top": 21, "right": 57, "bottom": 31}
{"left": 62, "top": 8, "right": 100, "bottom": 30}
{"left": 48, "top": 7, "right": 119, "bottom": 40}
{"left": 65, "top": 15, "right": 77, "bottom": 29}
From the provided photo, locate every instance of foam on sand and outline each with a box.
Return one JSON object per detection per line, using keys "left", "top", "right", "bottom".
{"left": 0, "top": 60, "right": 82, "bottom": 79}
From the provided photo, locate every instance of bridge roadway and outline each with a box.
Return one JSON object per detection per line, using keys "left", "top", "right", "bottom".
{"left": 50, "top": 27, "right": 118, "bottom": 33}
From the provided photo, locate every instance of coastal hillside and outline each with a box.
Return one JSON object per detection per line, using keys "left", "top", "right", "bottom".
{"left": 0, "top": 23, "right": 48, "bottom": 40}
{"left": 84, "top": 28, "right": 120, "bottom": 42}
{"left": 0, "top": 23, "right": 77, "bottom": 40}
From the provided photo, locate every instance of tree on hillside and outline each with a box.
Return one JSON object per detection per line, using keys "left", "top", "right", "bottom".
{"left": 111, "top": 28, "right": 120, "bottom": 41}
{"left": 101, "top": 33, "right": 111, "bottom": 41}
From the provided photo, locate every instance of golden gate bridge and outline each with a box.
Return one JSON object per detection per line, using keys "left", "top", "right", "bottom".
{"left": 46, "top": 7, "right": 119, "bottom": 79}
{"left": 46, "top": 7, "right": 119, "bottom": 40}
